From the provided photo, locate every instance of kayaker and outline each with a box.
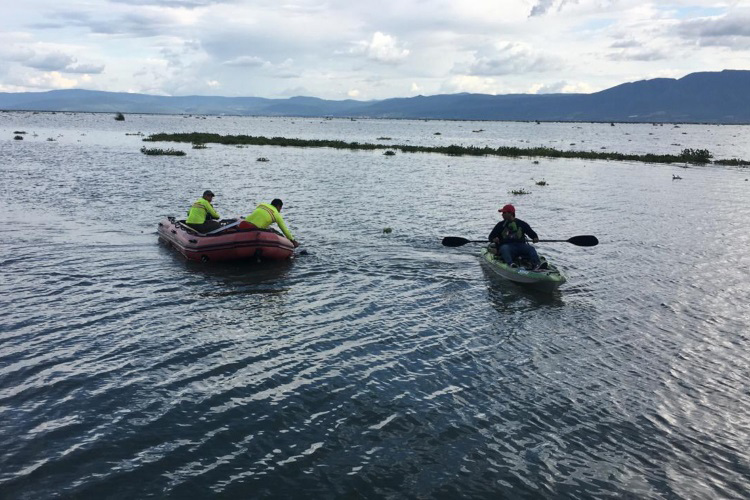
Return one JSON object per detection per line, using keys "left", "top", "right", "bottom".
{"left": 488, "top": 204, "right": 547, "bottom": 270}
{"left": 244, "top": 199, "right": 300, "bottom": 247}
{"left": 186, "top": 190, "right": 221, "bottom": 233}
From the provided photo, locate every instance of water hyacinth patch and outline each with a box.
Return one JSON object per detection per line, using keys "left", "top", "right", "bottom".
{"left": 140, "top": 146, "right": 186, "bottom": 156}
{"left": 141, "top": 132, "right": 748, "bottom": 166}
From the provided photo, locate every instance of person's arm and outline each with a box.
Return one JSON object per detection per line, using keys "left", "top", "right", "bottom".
{"left": 275, "top": 212, "right": 295, "bottom": 242}
{"left": 203, "top": 199, "right": 220, "bottom": 219}
{"left": 519, "top": 220, "right": 539, "bottom": 242}
{"left": 488, "top": 221, "right": 504, "bottom": 243}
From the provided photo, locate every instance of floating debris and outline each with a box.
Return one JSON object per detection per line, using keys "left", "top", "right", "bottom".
{"left": 114, "top": 112, "right": 125, "bottom": 121}
{"left": 535, "top": 180, "right": 548, "bottom": 186}
{"left": 13, "top": 135, "right": 23, "bottom": 140}
{"left": 13, "top": 131, "right": 26, "bottom": 134}
{"left": 672, "top": 174, "right": 683, "bottom": 180}
{"left": 511, "top": 189, "right": 531, "bottom": 195}
{"left": 383, "top": 150, "right": 396, "bottom": 156}
{"left": 382, "top": 227, "right": 392, "bottom": 234}
{"left": 256, "top": 157, "right": 269, "bottom": 162}
{"left": 192, "top": 143, "right": 207, "bottom": 149}
{"left": 377, "top": 137, "right": 392, "bottom": 140}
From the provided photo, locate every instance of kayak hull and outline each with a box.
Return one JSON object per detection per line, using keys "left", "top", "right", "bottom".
{"left": 157, "top": 217, "right": 294, "bottom": 262}
{"left": 480, "top": 248, "right": 566, "bottom": 291}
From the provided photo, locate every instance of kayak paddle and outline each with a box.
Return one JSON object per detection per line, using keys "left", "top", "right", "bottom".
{"left": 441, "top": 237, "right": 486, "bottom": 247}
{"left": 442, "top": 235, "right": 599, "bottom": 247}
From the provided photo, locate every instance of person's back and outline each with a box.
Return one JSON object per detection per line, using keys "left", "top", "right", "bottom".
{"left": 244, "top": 199, "right": 299, "bottom": 247}
{"left": 186, "top": 190, "right": 221, "bottom": 233}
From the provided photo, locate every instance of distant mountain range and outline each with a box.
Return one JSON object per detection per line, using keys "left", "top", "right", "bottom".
{"left": 2, "top": 70, "right": 749, "bottom": 123}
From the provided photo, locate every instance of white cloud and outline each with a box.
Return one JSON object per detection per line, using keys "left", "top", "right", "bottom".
{"left": 529, "top": 80, "right": 595, "bottom": 94}
{"left": 23, "top": 71, "right": 80, "bottom": 89}
{"left": 459, "top": 41, "right": 563, "bottom": 76}
{"left": 674, "top": 9, "right": 750, "bottom": 49}
{"left": 0, "top": 0, "right": 746, "bottom": 99}
{"left": 440, "top": 75, "right": 502, "bottom": 95}
{"left": 528, "top": 0, "right": 577, "bottom": 17}
{"left": 223, "top": 56, "right": 266, "bottom": 67}
{"left": 349, "top": 32, "right": 410, "bottom": 63}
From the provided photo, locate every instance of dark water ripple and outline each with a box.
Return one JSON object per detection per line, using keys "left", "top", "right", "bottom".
{"left": 1, "top": 113, "right": 750, "bottom": 498}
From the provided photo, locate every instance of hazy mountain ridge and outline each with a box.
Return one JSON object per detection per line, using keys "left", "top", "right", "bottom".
{"left": 2, "top": 70, "right": 749, "bottom": 123}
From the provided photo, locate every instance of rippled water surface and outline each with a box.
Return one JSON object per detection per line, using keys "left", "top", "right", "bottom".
{"left": 2, "top": 112, "right": 750, "bottom": 499}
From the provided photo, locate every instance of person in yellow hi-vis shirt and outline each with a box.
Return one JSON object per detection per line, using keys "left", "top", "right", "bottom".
{"left": 244, "top": 199, "right": 300, "bottom": 247}
{"left": 186, "top": 190, "right": 221, "bottom": 233}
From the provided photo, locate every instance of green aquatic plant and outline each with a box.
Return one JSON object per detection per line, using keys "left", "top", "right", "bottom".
{"left": 511, "top": 189, "right": 531, "bottom": 195}
{"left": 14, "top": 135, "right": 23, "bottom": 140}
{"left": 141, "top": 132, "right": 748, "bottom": 167}
{"left": 383, "top": 227, "right": 392, "bottom": 234}
{"left": 140, "top": 146, "right": 186, "bottom": 156}
{"left": 377, "top": 137, "right": 392, "bottom": 140}
{"left": 114, "top": 112, "right": 125, "bottom": 121}
{"left": 256, "top": 157, "right": 269, "bottom": 162}
{"left": 535, "top": 180, "right": 547, "bottom": 186}
{"left": 713, "top": 158, "right": 750, "bottom": 167}
{"left": 680, "top": 148, "right": 711, "bottom": 164}
{"left": 192, "top": 143, "right": 207, "bottom": 149}
{"left": 383, "top": 150, "right": 396, "bottom": 156}
{"left": 13, "top": 131, "right": 26, "bottom": 134}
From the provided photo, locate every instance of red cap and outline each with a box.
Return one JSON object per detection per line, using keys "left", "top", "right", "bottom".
{"left": 499, "top": 204, "right": 515, "bottom": 214}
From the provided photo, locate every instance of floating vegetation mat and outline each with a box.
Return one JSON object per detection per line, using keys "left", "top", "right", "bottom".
{"left": 140, "top": 146, "right": 186, "bottom": 156}
{"left": 143, "top": 133, "right": 747, "bottom": 166}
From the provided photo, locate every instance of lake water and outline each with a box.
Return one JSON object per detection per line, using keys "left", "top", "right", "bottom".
{"left": 2, "top": 112, "right": 749, "bottom": 499}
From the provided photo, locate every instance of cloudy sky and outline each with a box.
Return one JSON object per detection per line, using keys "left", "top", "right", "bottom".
{"left": 2, "top": 0, "right": 748, "bottom": 100}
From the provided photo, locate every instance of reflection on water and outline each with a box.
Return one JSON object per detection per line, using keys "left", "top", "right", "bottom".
{"left": 481, "top": 265, "right": 566, "bottom": 310}
{"left": 1, "top": 112, "right": 749, "bottom": 499}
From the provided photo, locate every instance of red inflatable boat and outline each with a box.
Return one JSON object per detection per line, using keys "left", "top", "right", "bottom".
{"left": 157, "top": 217, "right": 295, "bottom": 262}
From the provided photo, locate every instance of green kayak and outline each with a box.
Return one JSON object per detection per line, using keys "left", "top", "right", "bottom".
{"left": 480, "top": 247, "right": 566, "bottom": 291}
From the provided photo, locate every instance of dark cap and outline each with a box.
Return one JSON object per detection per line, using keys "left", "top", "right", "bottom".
{"left": 203, "top": 190, "right": 215, "bottom": 197}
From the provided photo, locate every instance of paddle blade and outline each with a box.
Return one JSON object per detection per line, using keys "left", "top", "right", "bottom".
{"left": 567, "top": 235, "right": 599, "bottom": 247}
{"left": 442, "top": 236, "right": 472, "bottom": 247}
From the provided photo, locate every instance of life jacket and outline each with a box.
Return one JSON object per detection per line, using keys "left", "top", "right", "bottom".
{"left": 501, "top": 221, "right": 524, "bottom": 241}
{"left": 186, "top": 199, "right": 214, "bottom": 224}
